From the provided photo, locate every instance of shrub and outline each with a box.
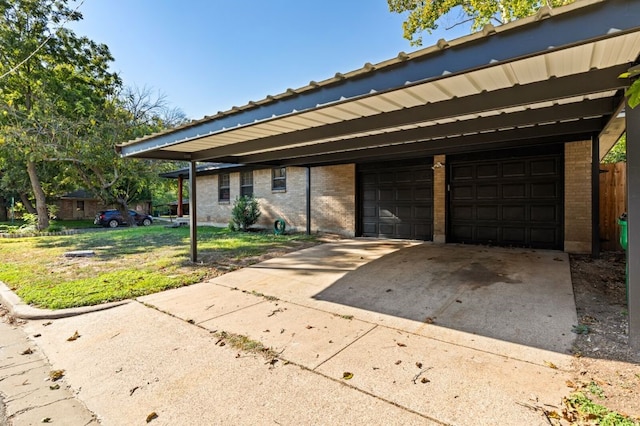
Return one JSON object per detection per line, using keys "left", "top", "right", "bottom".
{"left": 231, "top": 196, "right": 261, "bottom": 231}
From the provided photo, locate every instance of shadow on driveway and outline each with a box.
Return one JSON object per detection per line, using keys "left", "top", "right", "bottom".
{"left": 312, "top": 243, "right": 577, "bottom": 354}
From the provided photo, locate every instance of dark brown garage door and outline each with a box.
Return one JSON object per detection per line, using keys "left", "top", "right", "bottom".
{"left": 448, "top": 146, "right": 563, "bottom": 249}
{"left": 359, "top": 159, "right": 433, "bottom": 240}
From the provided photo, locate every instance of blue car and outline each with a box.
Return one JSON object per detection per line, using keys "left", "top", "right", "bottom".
{"left": 94, "top": 210, "right": 153, "bottom": 228}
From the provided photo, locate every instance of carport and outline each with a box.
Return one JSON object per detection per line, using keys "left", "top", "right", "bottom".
{"left": 118, "top": 0, "right": 640, "bottom": 350}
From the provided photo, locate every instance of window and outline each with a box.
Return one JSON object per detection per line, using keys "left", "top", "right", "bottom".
{"left": 272, "top": 167, "right": 286, "bottom": 191}
{"left": 76, "top": 200, "right": 84, "bottom": 211}
{"left": 240, "top": 171, "right": 253, "bottom": 197}
{"left": 218, "top": 173, "right": 230, "bottom": 202}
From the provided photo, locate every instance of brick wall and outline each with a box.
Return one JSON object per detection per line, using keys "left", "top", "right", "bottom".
{"left": 311, "top": 164, "right": 356, "bottom": 236}
{"left": 564, "top": 141, "right": 592, "bottom": 253}
{"left": 194, "top": 165, "right": 356, "bottom": 235}
{"left": 433, "top": 155, "right": 446, "bottom": 243}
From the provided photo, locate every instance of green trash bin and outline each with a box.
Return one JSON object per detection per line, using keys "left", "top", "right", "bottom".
{"left": 618, "top": 213, "right": 628, "bottom": 300}
{"left": 618, "top": 213, "right": 628, "bottom": 250}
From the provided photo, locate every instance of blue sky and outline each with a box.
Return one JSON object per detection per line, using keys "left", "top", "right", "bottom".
{"left": 71, "top": 0, "right": 470, "bottom": 120}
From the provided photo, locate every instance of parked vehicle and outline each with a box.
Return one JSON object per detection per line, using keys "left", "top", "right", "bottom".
{"left": 94, "top": 210, "right": 153, "bottom": 228}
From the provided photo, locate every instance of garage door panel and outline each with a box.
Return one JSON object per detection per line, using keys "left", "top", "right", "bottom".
{"left": 477, "top": 206, "right": 499, "bottom": 220}
{"left": 503, "top": 227, "right": 526, "bottom": 242}
{"left": 531, "top": 159, "right": 558, "bottom": 176}
{"left": 397, "top": 189, "right": 413, "bottom": 201}
{"left": 503, "top": 184, "right": 526, "bottom": 198}
{"left": 449, "top": 148, "right": 563, "bottom": 249}
{"left": 414, "top": 206, "right": 432, "bottom": 220}
{"left": 477, "top": 185, "right": 498, "bottom": 199}
{"left": 415, "top": 188, "right": 432, "bottom": 200}
{"left": 503, "top": 205, "right": 526, "bottom": 220}
{"left": 359, "top": 160, "right": 433, "bottom": 240}
{"left": 503, "top": 161, "right": 526, "bottom": 177}
{"left": 531, "top": 205, "right": 557, "bottom": 222}
{"left": 452, "top": 185, "right": 473, "bottom": 200}
{"left": 379, "top": 189, "right": 394, "bottom": 201}
{"left": 531, "top": 182, "right": 558, "bottom": 198}
{"left": 451, "top": 165, "right": 474, "bottom": 181}
{"left": 477, "top": 164, "right": 499, "bottom": 178}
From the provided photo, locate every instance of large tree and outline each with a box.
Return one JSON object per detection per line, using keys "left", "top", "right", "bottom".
{"left": 388, "top": 0, "right": 575, "bottom": 46}
{"left": 0, "top": 0, "right": 120, "bottom": 229}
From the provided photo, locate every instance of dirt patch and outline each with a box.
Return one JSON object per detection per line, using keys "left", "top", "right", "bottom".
{"left": 568, "top": 252, "right": 640, "bottom": 419}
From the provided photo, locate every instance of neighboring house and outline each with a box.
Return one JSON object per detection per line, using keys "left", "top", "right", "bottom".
{"left": 55, "top": 190, "right": 151, "bottom": 220}
{"left": 119, "top": 1, "right": 640, "bottom": 345}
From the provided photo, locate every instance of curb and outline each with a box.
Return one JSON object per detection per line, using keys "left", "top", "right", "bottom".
{"left": 0, "top": 281, "right": 131, "bottom": 320}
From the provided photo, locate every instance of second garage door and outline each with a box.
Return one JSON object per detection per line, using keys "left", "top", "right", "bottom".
{"left": 448, "top": 146, "right": 564, "bottom": 249}
{"left": 359, "top": 159, "right": 433, "bottom": 240}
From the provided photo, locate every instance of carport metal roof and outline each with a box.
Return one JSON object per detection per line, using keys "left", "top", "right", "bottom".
{"left": 116, "top": 0, "right": 640, "bottom": 352}
{"left": 118, "top": 0, "right": 640, "bottom": 165}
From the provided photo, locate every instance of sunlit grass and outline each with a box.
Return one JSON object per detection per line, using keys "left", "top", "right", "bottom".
{"left": 0, "top": 226, "right": 316, "bottom": 309}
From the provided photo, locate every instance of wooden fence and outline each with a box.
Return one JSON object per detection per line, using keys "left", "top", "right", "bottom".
{"left": 599, "top": 162, "right": 627, "bottom": 251}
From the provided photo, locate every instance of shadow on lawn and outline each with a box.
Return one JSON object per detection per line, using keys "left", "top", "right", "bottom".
{"left": 32, "top": 226, "right": 301, "bottom": 263}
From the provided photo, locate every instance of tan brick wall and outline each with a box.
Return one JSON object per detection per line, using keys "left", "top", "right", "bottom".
{"left": 565, "top": 141, "right": 592, "bottom": 253}
{"left": 194, "top": 165, "right": 356, "bottom": 235}
{"left": 195, "top": 175, "right": 233, "bottom": 224}
{"left": 433, "top": 155, "right": 446, "bottom": 243}
{"left": 310, "top": 164, "right": 356, "bottom": 236}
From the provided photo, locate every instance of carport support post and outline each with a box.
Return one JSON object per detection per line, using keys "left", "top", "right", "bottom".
{"left": 306, "top": 166, "right": 311, "bottom": 235}
{"left": 627, "top": 93, "right": 640, "bottom": 352}
{"left": 189, "top": 161, "right": 197, "bottom": 263}
{"left": 591, "top": 133, "right": 600, "bottom": 258}
{"left": 177, "top": 175, "right": 184, "bottom": 217}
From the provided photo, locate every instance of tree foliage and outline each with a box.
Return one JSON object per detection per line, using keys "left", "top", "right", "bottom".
{"left": 602, "top": 134, "right": 626, "bottom": 164}
{"left": 0, "top": 1, "right": 188, "bottom": 228}
{"left": 388, "top": 0, "right": 575, "bottom": 46}
{"left": 0, "top": 0, "right": 120, "bottom": 229}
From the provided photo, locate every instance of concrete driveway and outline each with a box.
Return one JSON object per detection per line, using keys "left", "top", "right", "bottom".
{"left": 18, "top": 240, "right": 578, "bottom": 425}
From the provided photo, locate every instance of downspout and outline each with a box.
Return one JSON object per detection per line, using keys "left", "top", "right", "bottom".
{"left": 591, "top": 133, "right": 600, "bottom": 259}
{"left": 189, "top": 162, "right": 198, "bottom": 263}
{"left": 306, "top": 166, "right": 311, "bottom": 235}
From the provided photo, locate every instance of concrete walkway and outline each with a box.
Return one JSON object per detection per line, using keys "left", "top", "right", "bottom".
{"left": 3, "top": 240, "right": 578, "bottom": 425}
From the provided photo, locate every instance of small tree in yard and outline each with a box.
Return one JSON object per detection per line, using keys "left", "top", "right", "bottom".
{"left": 231, "top": 196, "right": 261, "bottom": 231}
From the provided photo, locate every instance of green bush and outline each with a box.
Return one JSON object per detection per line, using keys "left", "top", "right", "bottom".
{"left": 231, "top": 196, "right": 261, "bottom": 231}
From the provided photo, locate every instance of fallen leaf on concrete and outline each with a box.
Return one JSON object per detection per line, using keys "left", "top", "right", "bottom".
{"left": 395, "top": 360, "right": 402, "bottom": 365}
{"left": 342, "top": 372, "right": 353, "bottom": 380}
{"left": 21, "top": 348, "right": 33, "bottom": 355}
{"left": 33, "top": 333, "right": 41, "bottom": 338}
{"left": 49, "top": 384, "right": 60, "bottom": 390}
{"left": 546, "top": 410, "right": 561, "bottom": 419}
{"left": 566, "top": 380, "right": 576, "bottom": 388}
{"left": 424, "top": 317, "right": 435, "bottom": 324}
{"left": 264, "top": 329, "right": 270, "bottom": 333}
{"left": 421, "top": 377, "right": 430, "bottom": 384}
{"left": 187, "top": 319, "right": 195, "bottom": 324}
{"left": 553, "top": 257, "right": 563, "bottom": 262}
{"left": 41, "top": 417, "right": 52, "bottom": 423}
{"left": 146, "top": 412, "right": 158, "bottom": 423}
{"left": 129, "top": 386, "right": 139, "bottom": 396}
{"left": 396, "top": 342, "right": 407, "bottom": 347}
{"left": 416, "top": 362, "right": 423, "bottom": 368}
{"left": 49, "top": 370, "right": 65, "bottom": 381}
{"left": 386, "top": 289, "right": 392, "bottom": 292}
{"left": 455, "top": 299, "right": 462, "bottom": 303}
{"left": 544, "top": 361, "right": 558, "bottom": 369}
{"left": 67, "top": 330, "right": 80, "bottom": 341}
{"left": 306, "top": 325, "right": 314, "bottom": 329}
{"left": 42, "top": 322, "right": 52, "bottom": 327}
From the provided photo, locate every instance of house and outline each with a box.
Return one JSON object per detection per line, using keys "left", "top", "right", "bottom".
{"left": 55, "top": 190, "right": 152, "bottom": 220}
{"left": 118, "top": 0, "right": 640, "bottom": 349}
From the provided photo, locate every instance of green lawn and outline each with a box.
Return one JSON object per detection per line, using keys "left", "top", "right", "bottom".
{"left": 0, "top": 226, "right": 317, "bottom": 309}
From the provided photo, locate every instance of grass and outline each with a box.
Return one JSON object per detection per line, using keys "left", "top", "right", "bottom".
{"left": 564, "top": 392, "right": 639, "bottom": 425}
{"left": 0, "top": 226, "right": 316, "bottom": 309}
{"left": 0, "top": 219, "right": 97, "bottom": 233}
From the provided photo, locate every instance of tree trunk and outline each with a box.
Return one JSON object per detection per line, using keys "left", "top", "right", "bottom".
{"left": 115, "top": 198, "right": 135, "bottom": 226}
{"left": 19, "top": 192, "right": 37, "bottom": 214}
{"left": 26, "top": 160, "right": 50, "bottom": 230}
{"left": 0, "top": 196, "right": 7, "bottom": 222}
